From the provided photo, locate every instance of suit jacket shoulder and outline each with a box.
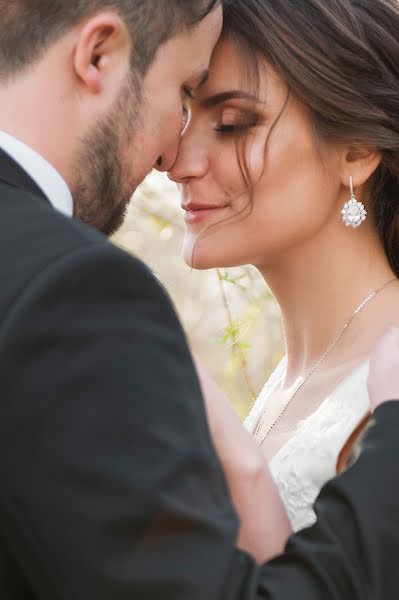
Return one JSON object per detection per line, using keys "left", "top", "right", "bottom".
{"left": 0, "top": 158, "right": 239, "bottom": 599}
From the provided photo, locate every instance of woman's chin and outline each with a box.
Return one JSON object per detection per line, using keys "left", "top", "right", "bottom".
{"left": 181, "top": 241, "right": 241, "bottom": 271}
{"left": 182, "top": 252, "right": 215, "bottom": 271}
{"left": 182, "top": 242, "right": 217, "bottom": 270}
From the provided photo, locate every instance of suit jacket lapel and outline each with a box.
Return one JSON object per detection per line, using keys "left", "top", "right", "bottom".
{"left": 0, "top": 148, "right": 50, "bottom": 205}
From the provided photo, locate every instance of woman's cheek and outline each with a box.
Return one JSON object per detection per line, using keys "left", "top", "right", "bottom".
{"left": 246, "top": 132, "right": 267, "bottom": 183}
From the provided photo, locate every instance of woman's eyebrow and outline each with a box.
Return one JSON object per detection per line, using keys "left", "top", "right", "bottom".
{"left": 199, "top": 90, "right": 263, "bottom": 108}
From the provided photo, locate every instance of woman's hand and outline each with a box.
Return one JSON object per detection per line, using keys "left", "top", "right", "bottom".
{"left": 368, "top": 326, "right": 399, "bottom": 413}
{"left": 193, "top": 355, "right": 292, "bottom": 563}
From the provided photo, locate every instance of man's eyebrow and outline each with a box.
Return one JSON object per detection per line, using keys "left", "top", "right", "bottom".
{"left": 199, "top": 90, "right": 262, "bottom": 108}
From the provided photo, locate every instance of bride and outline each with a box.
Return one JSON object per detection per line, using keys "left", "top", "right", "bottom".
{"left": 163, "top": 0, "right": 399, "bottom": 557}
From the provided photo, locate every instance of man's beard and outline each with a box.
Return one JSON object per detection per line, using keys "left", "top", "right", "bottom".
{"left": 71, "top": 78, "right": 142, "bottom": 236}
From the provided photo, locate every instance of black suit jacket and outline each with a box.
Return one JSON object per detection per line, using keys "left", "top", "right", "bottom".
{"left": 0, "top": 149, "right": 398, "bottom": 599}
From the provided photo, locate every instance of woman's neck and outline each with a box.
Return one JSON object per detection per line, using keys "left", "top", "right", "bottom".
{"left": 259, "top": 222, "right": 396, "bottom": 386}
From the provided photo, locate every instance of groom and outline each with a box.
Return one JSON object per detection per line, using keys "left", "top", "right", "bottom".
{"left": 0, "top": 1, "right": 398, "bottom": 599}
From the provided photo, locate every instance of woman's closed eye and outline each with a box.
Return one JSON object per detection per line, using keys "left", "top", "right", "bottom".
{"left": 214, "top": 110, "right": 259, "bottom": 135}
{"left": 215, "top": 121, "right": 258, "bottom": 134}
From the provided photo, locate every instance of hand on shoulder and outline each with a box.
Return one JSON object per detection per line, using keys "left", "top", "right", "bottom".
{"left": 193, "top": 355, "right": 292, "bottom": 562}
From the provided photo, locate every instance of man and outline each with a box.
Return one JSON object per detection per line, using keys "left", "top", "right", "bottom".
{"left": 0, "top": 1, "right": 398, "bottom": 598}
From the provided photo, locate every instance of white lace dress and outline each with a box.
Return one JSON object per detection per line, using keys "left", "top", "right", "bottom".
{"left": 244, "top": 358, "right": 370, "bottom": 532}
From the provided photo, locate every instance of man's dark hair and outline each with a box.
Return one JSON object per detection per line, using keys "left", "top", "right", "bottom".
{"left": 0, "top": 0, "right": 220, "bottom": 82}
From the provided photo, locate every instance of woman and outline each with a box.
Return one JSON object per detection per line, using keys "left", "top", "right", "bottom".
{"left": 167, "top": 0, "right": 399, "bottom": 534}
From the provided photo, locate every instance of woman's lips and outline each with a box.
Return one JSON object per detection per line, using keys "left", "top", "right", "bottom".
{"left": 183, "top": 204, "right": 228, "bottom": 224}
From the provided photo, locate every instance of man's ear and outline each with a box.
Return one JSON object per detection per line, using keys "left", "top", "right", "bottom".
{"left": 340, "top": 145, "right": 382, "bottom": 192}
{"left": 72, "top": 13, "right": 131, "bottom": 94}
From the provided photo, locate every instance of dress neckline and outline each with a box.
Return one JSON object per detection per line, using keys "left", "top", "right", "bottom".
{"left": 268, "top": 357, "right": 370, "bottom": 465}
{"left": 245, "top": 355, "right": 370, "bottom": 436}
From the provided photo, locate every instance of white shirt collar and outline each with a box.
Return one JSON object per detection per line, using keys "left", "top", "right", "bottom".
{"left": 0, "top": 131, "right": 73, "bottom": 218}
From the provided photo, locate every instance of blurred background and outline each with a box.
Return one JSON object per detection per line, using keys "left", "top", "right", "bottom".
{"left": 113, "top": 170, "right": 284, "bottom": 419}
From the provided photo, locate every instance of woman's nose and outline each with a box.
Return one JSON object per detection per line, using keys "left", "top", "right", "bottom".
{"left": 167, "top": 136, "right": 208, "bottom": 184}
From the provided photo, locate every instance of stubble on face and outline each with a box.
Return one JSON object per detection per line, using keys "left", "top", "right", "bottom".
{"left": 71, "top": 75, "right": 143, "bottom": 236}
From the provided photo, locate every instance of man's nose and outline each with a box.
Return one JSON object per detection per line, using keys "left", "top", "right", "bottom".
{"left": 154, "top": 144, "right": 179, "bottom": 173}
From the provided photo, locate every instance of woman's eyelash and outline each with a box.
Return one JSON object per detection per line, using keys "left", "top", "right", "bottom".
{"left": 215, "top": 121, "right": 258, "bottom": 134}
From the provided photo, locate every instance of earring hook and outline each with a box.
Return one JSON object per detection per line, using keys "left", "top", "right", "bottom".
{"left": 350, "top": 175, "right": 354, "bottom": 197}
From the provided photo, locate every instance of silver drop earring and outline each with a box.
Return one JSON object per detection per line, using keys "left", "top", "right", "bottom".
{"left": 341, "top": 176, "right": 367, "bottom": 228}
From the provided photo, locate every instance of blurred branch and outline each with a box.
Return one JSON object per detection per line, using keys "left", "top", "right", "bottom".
{"left": 216, "top": 269, "right": 257, "bottom": 401}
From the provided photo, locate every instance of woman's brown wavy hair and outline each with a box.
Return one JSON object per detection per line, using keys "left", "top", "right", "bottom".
{"left": 222, "top": 0, "right": 399, "bottom": 275}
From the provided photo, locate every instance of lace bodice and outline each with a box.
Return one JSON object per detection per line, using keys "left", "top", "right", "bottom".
{"left": 244, "top": 359, "right": 370, "bottom": 531}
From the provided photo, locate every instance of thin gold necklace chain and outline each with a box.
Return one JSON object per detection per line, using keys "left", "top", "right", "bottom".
{"left": 255, "top": 277, "right": 398, "bottom": 447}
